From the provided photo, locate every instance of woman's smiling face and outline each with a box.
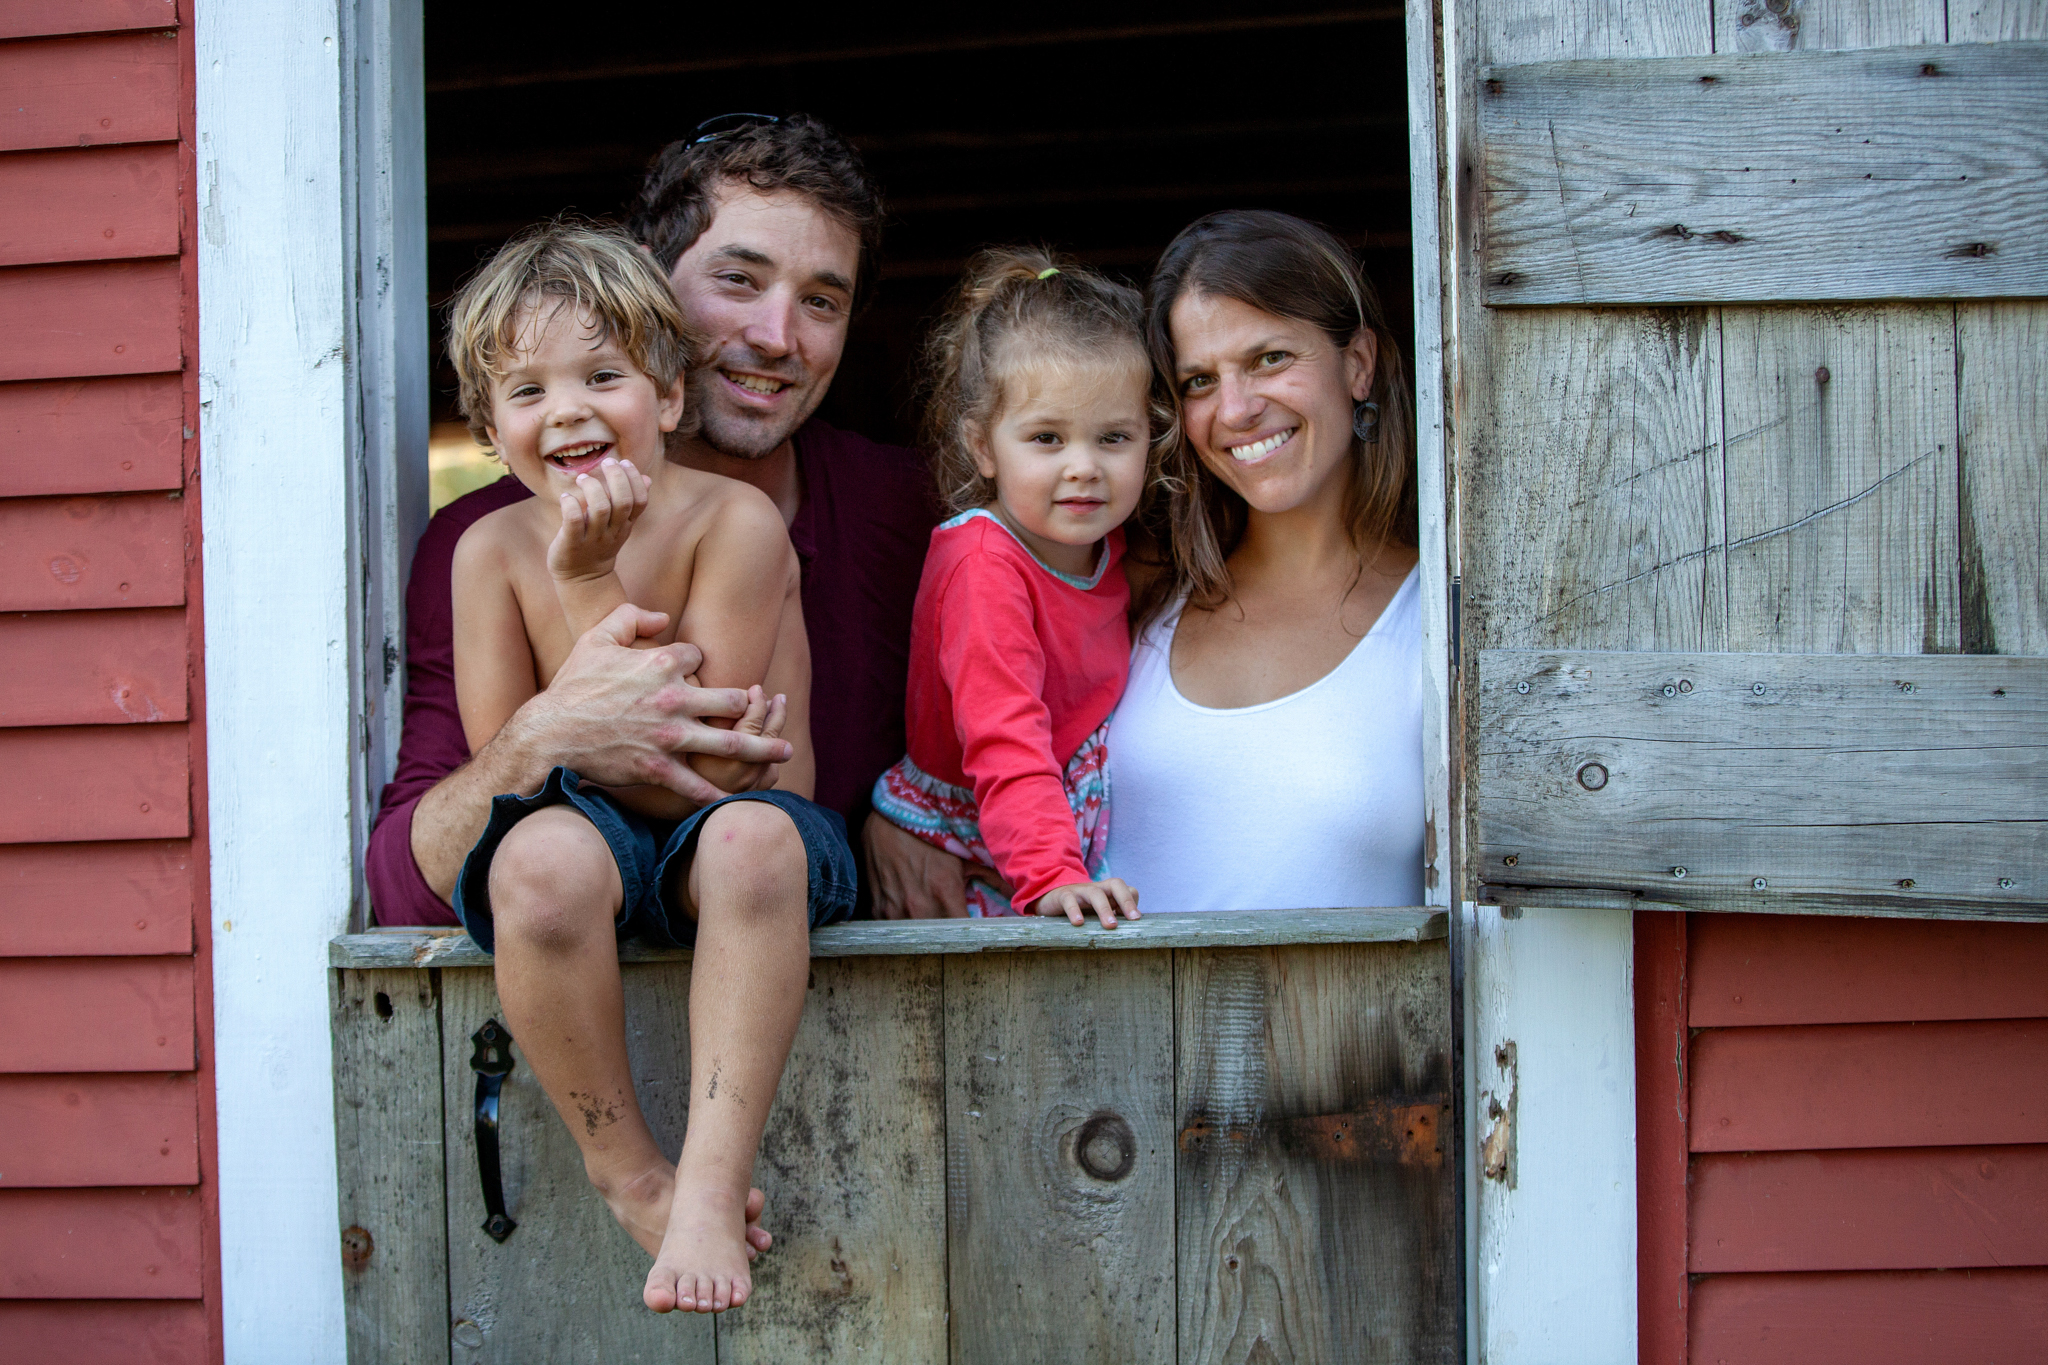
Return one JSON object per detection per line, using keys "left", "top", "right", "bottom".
{"left": 1168, "top": 290, "right": 1376, "bottom": 517}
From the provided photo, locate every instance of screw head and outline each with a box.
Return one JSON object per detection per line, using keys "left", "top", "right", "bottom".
{"left": 2001, "top": 878, "right": 2017, "bottom": 890}
{"left": 1752, "top": 682, "right": 1767, "bottom": 695}
{"left": 1897, "top": 878, "right": 1917, "bottom": 890}
{"left": 1516, "top": 681, "right": 1531, "bottom": 694}
{"left": 1577, "top": 762, "right": 1609, "bottom": 791}
{"left": 1662, "top": 684, "right": 1676, "bottom": 697}
{"left": 1672, "top": 866, "right": 1689, "bottom": 879}
{"left": 1503, "top": 854, "right": 1519, "bottom": 867}
{"left": 1753, "top": 877, "right": 1768, "bottom": 890}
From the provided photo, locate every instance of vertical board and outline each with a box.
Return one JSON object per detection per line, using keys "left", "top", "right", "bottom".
{"left": 1633, "top": 910, "right": 1688, "bottom": 1365}
{"left": 1177, "top": 941, "right": 1455, "bottom": 1365}
{"left": 946, "top": 950, "right": 1177, "bottom": 1365}
{"left": 1958, "top": 300, "right": 2048, "bottom": 655}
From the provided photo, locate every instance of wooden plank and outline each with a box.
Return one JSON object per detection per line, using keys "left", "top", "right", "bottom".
{"left": 1958, "top": 300, "right": 2048, "bottom": 655}
{"left": 1714, "top": 0, "right": 1943, "bottom": 52}
{"left": 0, "top": 1073, "right": 196, "bottom": 1186}
{"left": 1476, "top": 650, "right": 2047, "bottom": 910}
{"left": 945, "top": 950, "right": 1176, "bottom": 1365}
{"left": 0, "top": 2, "right": 180, "bottom": 43}
{"left": 0, "top": 1188, "right": 203, "bottom": 1297}
{"left": 1177, "top": 941, "right": 1456, "bottom": 1364}
{"left": 0, "top": 261, "right": 182, "bottom": 382}
{"left": 439, "top": 965, "right": 714, "bottom": 1364}
{"left": 720, "top": 956, "right": 946, "bottom": 1365}
{"left": 1633, "top": 910, "right": 1687, "bottom": 1365}
{"left": 1690, "top": 913, "right": 2048, "bottom": 1027}
{"left": 1953, "top": 2, "right": 2048, "bottom": 43}
{"left": 1691, "top": 1018, "right": 2048, "bottom": 1152}
{"left": 0, "top": 32, "right": 182, "bottom": 153}
{"left": 0, "top": 725, "right": 189, "bottom": 844}
{"left": 0, "top": 840, "right": 191, "bottom": 956}
{"left": 1691, "top": 1145, "right": 2048, "bottom": 1272}
{"left": 0, "top": 145, "right": 181, "bottom": 268}
{"left": 0, "top": 493, "right": 186, "bottom": 611}
{"left": 0, "top": 609, "right": 187, "bottom": 726}
{"left": 333, "top": 968, "right": 449, "bottom": 1365}
{"left": 1480, "top": 44, "right": 2048, "bottom": 305}
{"left": 1689, "top": 1268, "right": 2048, "bottom": 1365}
{"left": 0, "top": 957, "right": 194, "bottom": 1072}
{"left": 0, "top": 375, "right": 186, "bottom": 498}
{"left": 0, "top": 1301, "right": 209, "bottom": 1364}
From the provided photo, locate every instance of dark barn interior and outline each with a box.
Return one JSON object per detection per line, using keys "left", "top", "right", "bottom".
{"left": 424, "top": 4, "right": 1413, "bottom": 448}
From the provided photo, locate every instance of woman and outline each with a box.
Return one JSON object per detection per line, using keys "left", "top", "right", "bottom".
{"left": 1108, "top": 210, "right": 1423, "bottom": 911}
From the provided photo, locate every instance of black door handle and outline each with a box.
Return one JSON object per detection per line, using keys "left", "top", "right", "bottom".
{"left": 470, "top": 1019, "right": 518, "bottom": 1242}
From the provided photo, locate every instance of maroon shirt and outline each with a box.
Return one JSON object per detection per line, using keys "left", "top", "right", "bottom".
{"left": 365, "top": 419, "right": 935, "bottom": 925}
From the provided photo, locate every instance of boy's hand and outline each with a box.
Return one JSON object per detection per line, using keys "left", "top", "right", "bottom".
{"left": 1031, "top": 878, "right": 1140, "bottom": 930}
{"left": 548, "top": 457, "right": 650, "bottom": 583}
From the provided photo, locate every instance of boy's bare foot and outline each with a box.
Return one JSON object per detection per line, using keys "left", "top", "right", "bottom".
{"left": 594, "top": 1163, "right": 772, "bottom": 1262}
{"left": 643, "top": 1178, "right": 754, "bottom": 1313}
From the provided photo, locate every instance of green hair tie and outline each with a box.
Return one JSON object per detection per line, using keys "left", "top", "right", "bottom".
{"left": 1036, "top": 267, "right": 1060, "bottom": 280}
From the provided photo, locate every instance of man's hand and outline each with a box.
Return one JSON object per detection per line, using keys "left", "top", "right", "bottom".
{"left": 863, "top": 811, "right": 1007, "bottom": 919}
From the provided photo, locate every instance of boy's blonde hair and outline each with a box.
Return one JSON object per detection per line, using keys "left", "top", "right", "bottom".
{"left": 446, "top": 218, "right": 706, "bottom": 450}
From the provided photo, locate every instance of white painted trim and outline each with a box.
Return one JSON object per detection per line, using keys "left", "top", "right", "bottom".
{"left": 197, "top": 2, "right": 352, "bottom": 1358}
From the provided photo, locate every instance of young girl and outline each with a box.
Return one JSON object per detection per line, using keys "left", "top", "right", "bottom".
{"left": 873, "top": 248, "right": 1159, "bottom": 928}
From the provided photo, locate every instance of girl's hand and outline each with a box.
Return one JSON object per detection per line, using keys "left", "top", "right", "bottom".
{"left": 548, "top": 457, "right": 650, "bottom": 583}
{"left": 1031, "top": 877, "right": 1140, "bottom": 929}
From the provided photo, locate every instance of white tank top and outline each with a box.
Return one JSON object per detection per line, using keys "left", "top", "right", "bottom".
{"left": 1105, "top": 567, "right": 1425, "bottom": 911}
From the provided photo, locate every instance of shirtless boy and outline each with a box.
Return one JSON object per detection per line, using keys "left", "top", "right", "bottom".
{"left": 445, "top": 221, "right": 853, "bottom": 1313}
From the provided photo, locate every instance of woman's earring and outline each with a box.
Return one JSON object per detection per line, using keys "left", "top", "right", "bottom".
{"left": 1352, "top": 400, "right": 1381, "bottom": 444}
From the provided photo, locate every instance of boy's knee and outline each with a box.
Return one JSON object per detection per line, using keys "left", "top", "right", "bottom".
{"left": 692, "top": 801, "right": 807, "bottom": 909}
{"left": 488, "top": 809, "right": 621, "bottom": 951}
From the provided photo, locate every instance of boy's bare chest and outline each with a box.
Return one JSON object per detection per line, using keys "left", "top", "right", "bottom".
{"left": 509, "top": 528, "right": 698, "bottom": 686}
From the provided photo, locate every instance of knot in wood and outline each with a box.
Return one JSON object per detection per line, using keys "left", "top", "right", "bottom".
{"left": 1074, "top": 1112, "right": 1137, "bottom": 1182}
{"left": 1577, "top": 762, "right": 1609, "bottom": 792}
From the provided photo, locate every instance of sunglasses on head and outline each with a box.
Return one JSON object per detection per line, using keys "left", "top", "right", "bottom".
{"left": 692, "top": 112, "right": 781, "bottom": 145}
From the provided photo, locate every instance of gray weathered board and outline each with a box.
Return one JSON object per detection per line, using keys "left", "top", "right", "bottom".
{"left": 1478, "top": 41, "right": 2048, "bottom": 304}
{"left": 329, "top": 913, "right": 1454, "bottom": 1364}
{"left": 1476, "top": 650, "right": 2047, "bottom": 914}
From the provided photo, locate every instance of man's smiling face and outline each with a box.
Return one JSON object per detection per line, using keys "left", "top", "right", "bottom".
{"left": 667, "top": 184, "right": 861, "bottom": 461}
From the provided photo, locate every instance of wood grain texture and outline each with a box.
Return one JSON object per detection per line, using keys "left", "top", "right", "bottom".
{"left": 1689, "top": 1267, "right": 2048, "bottom": 1364}
{"left": 1177, "top": 941, "right": 1455, "bottom": 1364}
{"left": 0, "top": 493, "right": 185, "bottom": 611}
{"left": 0, "top": 32, "right": 182, "bottom": 154}
{"left": 0, "top": 1187, "right": 203, "bottom": 1297}
{"left": 333, "top": 969, "right": 449, "bottom": 1365}
{"left": 0, "top": 957, "right": 194, "bottom": 1072}
{"left": 1689, "top": 913, "right": 2048, "bottom": 1026}
{"left": 0, "top": 1, "right": 179, "bottom": 43}
{"left": 1715, "top": 0, "right": 1944, "bottom": 51}
{"left": 0, "top": 1073, "right": 196, "bottom": 1186}
{"left": 0, "top": 609, "right": 187, "bottom": 726}
{"left": 0, "top": 840, "right": 191, "bottom": 956}
{"left": 439, "top": 966, "right": 714, "bottom": 1365}
{"left": 0, "top": 375, "right": 185, "bottom": 498}
{"left": 1476, "top": 650, "right": 2046, "bottom": 909}
{"left": 1958, "top": 300, "right": 2048, "bottom": 655}
{"left": 1480, "top": 44, "right": 2048, "bottom": 305}
{"left": 0, "top": 145, "right": 180, "bottom": 268}
{"left": 0, "top": 724, "right": 188, "bottom": 844}
{"left": 720, "top": 956, "right": 946, "bottom": 1365}
{"left": 1633, "top": 910, "right": 1688, "bottom": 1365}
{"left": 946, "top": 950, "right": 1176, "bottom": 1365}
{"left": 1691, "top": 1018, "right": 2048, "bottom": 1152}
{"left": 0, "top": 261, "right": 182, "bottom": 382}
{"left": 0, "top": 1301, "right": 208, "bottom": 1364}
{"left": 1952, "top": 1, "right": 2048, "bottom": 43}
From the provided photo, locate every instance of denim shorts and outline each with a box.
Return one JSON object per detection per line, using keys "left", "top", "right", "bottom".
{"left": 452, "top": 767, "right": 857, "bottom": 954}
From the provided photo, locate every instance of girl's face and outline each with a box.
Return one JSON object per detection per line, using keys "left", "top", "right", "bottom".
{"left": 485, "top": 301, "right": 684, "bottom": 497}
{"left": 1168, "top": 291, "right": 1375, "bottom": 519}
{"left": 971, "top": 356, "right": 1151, "bottom": 578}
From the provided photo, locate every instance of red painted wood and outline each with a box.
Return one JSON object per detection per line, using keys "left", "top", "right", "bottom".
{"left": 0, "top": 725, "right": 188, "bottom": 844}
{"left": 0, "top": 33, "right": 181, "bottom": 153}
{"left": 1692, "top": 1019, "right": 2048, "bottom": 1152}
{"left": 0, "top": 1188, "right": 202, "bottom": 1297}
{"left": 0, "top": 375, "right": 185, "bottom": 498}
{"left": 1691, "top": 913, "right": 2048, "bottom": 1028}
{"left": 0, "top": 841, "right": 192, "bottom": 957}
{"left": 0, "top": 1301, "right": 208, "bottom": 1365}
{"left": 0, "top": 958, "right": 194, "bottom": 1072}
{"left": 0, "top": 1073, "right": 197, "bottom": 1186}
{"left": 1692, "top": 1145, "right": 2048, "bottom": 1272}
{"left": 0, "top": 1, "right": 179, "bottom": 43}
{"left": 0, "top": 261, "right": 182, "bottom": 381}
{"left": 0, "top": 493, "right": 185, "bottom": 612}
{"left": 1690, "top": 1267, "right": 2048, "bottom": 1364}
{"left": 0, "top": 145, "right": 181, "bottom": 268}
{"left": 0, "top": 609, "right": 188, "bottom": 726}
{"left": 1634, "top": 910, "right": 1689, "bottom": 1365}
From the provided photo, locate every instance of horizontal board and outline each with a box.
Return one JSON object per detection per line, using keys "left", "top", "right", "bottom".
{"left": 1691, "top": 1019, "right": 2048, "bottom": 1152}
{"left": 0, "top": 145, "right": 180, "bottom": 267}
{"left": 0, "top": 840, "right": 191, "bottom": 956}
{"left": 0, "top": 260, "right": 182, "bottom": 382}
{"left": 1481, "top": 42, "right": 2048, "bottom": 304}
{"left": 1690, "top": 913, "right": 2048, "bottom": 1026}
{"left": 0, "top": 725, "right": 188, "bottom": 843}
{"left": 1691, "top": 1146, "right": 2048, "bottom": 1272}
{"left": 1477, "top": 651, "right": 2046, "bottom": 910}
{"left": 0, "top": 1, "right": 179, "bottom": 42}
{"left": 0, "top": 1301, "right": 209, "bottom": 1365}
{"left": 0, "top": 32, "right": 181, "bottom": 153}
{"left": 330, "top": 906, "right": 1450, "bottom": 967}
{"left": 1690, "top": 1268, "right": 2048, "bottom": 1365}
{"left": 0, "top": 609, "right": 186, "bottom": 726}
{"left": 0, "top": 1073, "right": 197, "bottom": 1186}
{"left": 0, "top": 375, "right": 184, "bottom": 498}
{"left": 0, "top": 1188, "right": 202, "bottom": 1297}
{"left": 0, "top": 494, "right": 185, "bottom": 612}
{"left": 0, "top": 957, "right": 194, "bottom": 1072}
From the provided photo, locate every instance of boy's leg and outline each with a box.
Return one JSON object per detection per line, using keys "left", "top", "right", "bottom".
{"left": 646, "top": 800, "right": 812, "bottom": 1314}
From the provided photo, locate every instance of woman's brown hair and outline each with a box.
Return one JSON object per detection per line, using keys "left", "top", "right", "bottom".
{"left": 1138, "top": 210, "right": 1416, "bottom": 625}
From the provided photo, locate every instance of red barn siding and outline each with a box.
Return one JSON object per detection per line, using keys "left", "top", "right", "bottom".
{"left": 0, "top": 5, "right": 216, "bottom": 1360}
